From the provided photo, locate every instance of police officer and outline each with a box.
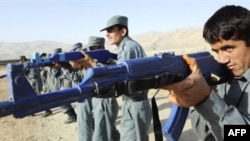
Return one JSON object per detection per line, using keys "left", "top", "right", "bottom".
{"left": 72, "top": 16, "right": 152, "bottom": 141}
{"left": 46, "top": 48, "right": 77, "bottom": 124}
{"left": 74, "top": 36, "right": 120, "bottom": 141}
{"left": 100, "top": 15, "right": 152, "bottom": 141}
{"left": 39, "top": 53, "right": 53, "bottom": 117}
{"left": 162, "top": 5, "right": 250, "bottom": 141}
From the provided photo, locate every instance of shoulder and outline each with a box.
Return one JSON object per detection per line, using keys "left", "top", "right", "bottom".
{"left": 124, "top": 36, "right": 141, "bottom": 46}
{"left": 123, "top": 36, "right": 142, "bottom": 51}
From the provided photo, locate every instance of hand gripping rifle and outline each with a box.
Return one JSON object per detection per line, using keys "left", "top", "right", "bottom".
{"left": 0, "top": 50, "right": 232, "bottom": 141}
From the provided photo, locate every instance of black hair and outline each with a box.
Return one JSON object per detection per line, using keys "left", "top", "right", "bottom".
{"left": 19, "top": 55, "right": 27, "bottom": 61}
{"left": 74, "top": 42, "right": 82, "bottom": 48}
{"left": 40, "top": 53, "right": 47, "bottom": 58}
{"left": 203, "top": 5, "right": 250, "bottom": 46}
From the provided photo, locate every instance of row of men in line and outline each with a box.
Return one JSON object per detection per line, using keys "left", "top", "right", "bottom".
{"left": 18, "top": 30, "right": 147, "bottom": 141}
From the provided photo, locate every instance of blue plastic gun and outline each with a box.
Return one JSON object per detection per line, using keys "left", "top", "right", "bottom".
{"left": 31, "top": 49, "right": 117, "bottom": 66}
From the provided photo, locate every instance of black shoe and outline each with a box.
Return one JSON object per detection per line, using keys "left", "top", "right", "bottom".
{"left": 64, "top": 108, "right": 77, "bottom": 124}
{"left": 42, "top": 110, "right": 52, "bottom": 117}
{"left": 64, "top": 116, "right": 76, "bottom": 124}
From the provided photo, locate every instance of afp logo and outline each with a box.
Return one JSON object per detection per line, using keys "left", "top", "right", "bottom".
{"left": 224, "top": 125, "right": 250, "bottom": 140}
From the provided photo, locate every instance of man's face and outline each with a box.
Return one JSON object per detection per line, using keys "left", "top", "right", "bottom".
{"left": 105, "top": 26, "right": 125, "bottom": 46}
{"left": 211, "top": 39, "right": 250, "bottom": 76}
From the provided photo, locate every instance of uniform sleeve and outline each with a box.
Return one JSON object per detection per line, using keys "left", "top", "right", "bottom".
{"left": 119, "top": 45, "right": 136, "bottom": 61}
{"left": 190, "top": 89, "right": 250, "bottom": 140}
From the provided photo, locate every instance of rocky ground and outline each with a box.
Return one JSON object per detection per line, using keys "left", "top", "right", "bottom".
{"left": 0, "top": 65, "right": 199, "bottom": 141}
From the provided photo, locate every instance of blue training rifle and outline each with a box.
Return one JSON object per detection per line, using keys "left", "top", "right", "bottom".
{"left": 0, "top": 50, "right": 232, "bottom": 141}
{"left": 31, "top": 49, "right": 117, "bottom": 66}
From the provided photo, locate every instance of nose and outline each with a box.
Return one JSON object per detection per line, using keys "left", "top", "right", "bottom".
{"left": 217, "top": 52, "right": 229, "bottom": 64}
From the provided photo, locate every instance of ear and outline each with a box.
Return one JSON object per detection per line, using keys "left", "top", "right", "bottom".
{"left": 121, "top": 28, "right": 127, "bottom": 36}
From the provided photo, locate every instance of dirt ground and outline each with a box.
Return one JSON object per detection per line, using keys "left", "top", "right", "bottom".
{"left": 0, "top": 65, "right": 199, "bottom": 141}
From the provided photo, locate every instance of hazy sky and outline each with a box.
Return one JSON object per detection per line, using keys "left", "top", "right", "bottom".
{"left": 1, "top": 0, "right": 250, "bottom": 44}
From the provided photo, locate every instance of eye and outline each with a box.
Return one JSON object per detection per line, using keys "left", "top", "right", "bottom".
{"left": 221, "top": 45, "right": 234, "bottom": 52}
{"left": 212, "top": 49, "right": 218, "bottom": 53}
{"left": 107, "top": 28, "right": 112, "bottom": 33}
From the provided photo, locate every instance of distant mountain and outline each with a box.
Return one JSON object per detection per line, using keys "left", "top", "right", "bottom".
{"left": 108, "top": 27, "right": 211, "bottom": 56}
{"left": 132, "top": 27, "right": 210, "bottom": 56}
{"left": 0, "top": 27, "right": 211, "bottom": 60}
{"left": 0, "top": 41, "right": 73, "bottom": 60}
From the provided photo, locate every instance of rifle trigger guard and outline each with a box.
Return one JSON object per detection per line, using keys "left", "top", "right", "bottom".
{"left": 93, "top": 82, "right": 99, "bottom": 96}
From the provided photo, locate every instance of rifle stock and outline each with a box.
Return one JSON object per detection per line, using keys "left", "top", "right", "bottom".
{"left": 0, "top": 51, "right": 231, "bottom": 141}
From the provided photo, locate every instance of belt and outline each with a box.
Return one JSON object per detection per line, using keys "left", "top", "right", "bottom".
{"left": 123, "top": 91, "right": 148, "bottom": 102}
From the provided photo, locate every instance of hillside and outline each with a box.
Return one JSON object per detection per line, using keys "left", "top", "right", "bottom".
{"left": 0, "top": 27, "right": 210, "bottom": 61}
{"left": 0, "top": 41, "right": 73, "bottom": 60}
